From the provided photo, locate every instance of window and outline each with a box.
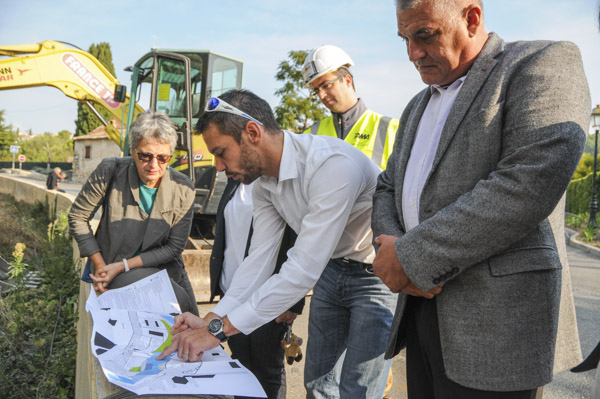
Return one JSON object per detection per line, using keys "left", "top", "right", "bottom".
{"left": 156, "top": 58, "right": 188, "bottom": 118}
{"left": 210, "top": 58, "right": 241, "bottom": 98}
{"left": 85, "top": 146, "right": 91, "bottom": 159}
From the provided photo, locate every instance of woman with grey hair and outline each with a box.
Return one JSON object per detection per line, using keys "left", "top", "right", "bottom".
{"left": 69, "top": 112, "right": 198, "bottom": 315}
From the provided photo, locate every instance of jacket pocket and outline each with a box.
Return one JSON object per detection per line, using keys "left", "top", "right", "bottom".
{"left": 488, "top": 247, "right": 560, "bottom": 277}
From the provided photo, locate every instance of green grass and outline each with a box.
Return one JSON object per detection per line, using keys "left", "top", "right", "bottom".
{"left": 0, "top": 194, "right": 78, "bottom": 399}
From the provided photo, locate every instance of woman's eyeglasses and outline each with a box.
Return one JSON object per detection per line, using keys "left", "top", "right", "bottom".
{"left": 137, "top": 152, "right": 172, "bottom": 164}
{"left": 205, "top": 97, "right": 263, "bottom": 126}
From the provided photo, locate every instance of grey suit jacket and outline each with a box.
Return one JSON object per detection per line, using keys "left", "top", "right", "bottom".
{"left": 69, "top": 157, "right": 195, "bottom": 284}
{"left": 372, "top": 33, "right": 590, "bottom": 391}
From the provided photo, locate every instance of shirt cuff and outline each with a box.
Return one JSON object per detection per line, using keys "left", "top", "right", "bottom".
{"left": 211, "top": 295, "right": 243, "bottom": 319}
{"left": 227, "top": 301, "right": 263, "bottom": 335}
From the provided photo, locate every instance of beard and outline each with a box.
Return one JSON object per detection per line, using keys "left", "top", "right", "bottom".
{"left": 237, "top": 141, "right": 263, "bottom": 184}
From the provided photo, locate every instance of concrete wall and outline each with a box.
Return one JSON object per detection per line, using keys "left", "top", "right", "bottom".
{"left": 0, "top": 173, "right": 74, "bottom": 219}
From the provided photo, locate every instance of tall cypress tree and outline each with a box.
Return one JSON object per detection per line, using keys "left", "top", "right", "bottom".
{"left": 74, "top": 42, "right": 117, "bottom": 136}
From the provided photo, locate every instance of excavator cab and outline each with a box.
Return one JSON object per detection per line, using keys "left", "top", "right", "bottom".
{"left": 0, "top": 40, "right": 241, "bottom": 237}
{"left": 124, "top": 49, "right": 243, "bottom": 237}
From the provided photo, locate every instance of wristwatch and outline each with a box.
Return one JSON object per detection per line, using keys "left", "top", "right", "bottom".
{"left": 208, "top": 318, "right": 228, "bottom": 342}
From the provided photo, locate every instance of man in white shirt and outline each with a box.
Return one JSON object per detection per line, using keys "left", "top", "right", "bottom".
{"left": 158, "top": 89, "right": 400, "bottom": 398}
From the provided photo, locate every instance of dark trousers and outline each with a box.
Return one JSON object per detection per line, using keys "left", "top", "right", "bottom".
{"left": 405, "top": 296, "right": 537, "bottom": 399}
{"left": 227, "top": 319, "right": 287, "bottom": 399}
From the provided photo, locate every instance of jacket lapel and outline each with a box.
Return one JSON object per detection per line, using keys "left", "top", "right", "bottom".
{"left": 128, "top": 161, "right": 142, "bottom": 208}
{"left": 214, "top": 178, "right": 241, "bottom": 253}
{"left": 430, "top": 33, "right": 504, "bottom": 174}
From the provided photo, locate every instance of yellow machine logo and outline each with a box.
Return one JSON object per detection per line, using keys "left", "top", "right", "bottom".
{"left": 62, "top": 53, "right": 119, "bottom": 108}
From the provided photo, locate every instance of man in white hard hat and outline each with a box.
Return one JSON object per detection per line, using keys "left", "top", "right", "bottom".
{"left": 301, "top": 45, "right": 399, "bottom": 398}
{"left": 302, "top": 45, "right": 399, "bottom": 170}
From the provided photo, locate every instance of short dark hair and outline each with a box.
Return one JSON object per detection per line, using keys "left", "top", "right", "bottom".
{"left": 333, "top": 66, "right": 355, "bottom": 91}
{"left": 195, "top": 89, "right": 280, "bottom": 142}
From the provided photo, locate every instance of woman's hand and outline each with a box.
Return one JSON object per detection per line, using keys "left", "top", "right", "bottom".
{"left": 90, "top": 261, "right": 124, "bottom": 293}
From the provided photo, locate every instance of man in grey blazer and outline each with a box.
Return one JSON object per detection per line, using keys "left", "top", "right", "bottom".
{"left": 372, "top": 0, "right": 591, "bottom": 397}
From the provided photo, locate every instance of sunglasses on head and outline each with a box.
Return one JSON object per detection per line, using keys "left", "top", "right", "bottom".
{"left": 205, "top": 97, "right": 263, "bottom": 126}
{"left": 136, "top": 152, "right": 172, "bottom": 164}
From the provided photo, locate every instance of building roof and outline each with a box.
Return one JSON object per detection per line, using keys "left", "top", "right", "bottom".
{"left": 73, "top": 119, "right": 124, "bottom": 141}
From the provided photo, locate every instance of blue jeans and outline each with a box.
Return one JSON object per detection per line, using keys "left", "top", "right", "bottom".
{"left": 304, "top": 258, "right": 397, "bottom": 399}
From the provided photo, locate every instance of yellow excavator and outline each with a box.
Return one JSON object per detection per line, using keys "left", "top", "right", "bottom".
{"left": 0, "top": 40, "right": 244, "bottom": 236}
{"left": 0, "top": 40, "right": 142, "bottom": 146}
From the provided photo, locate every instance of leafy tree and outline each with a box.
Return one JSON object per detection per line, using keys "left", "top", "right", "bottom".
{"left": 274, "top": 50, "right": 327, "bottom": 133}
{"left": 74, "top": 42, "right": 116, "bottom": 137}
{"left": 573, "top": 152, "right": 600, "bottom": 180}
{"left": 21, "top": 131, "right": 73, "bottom": 167}
{"left": 0, "top": 109, "right": 19, "bottom": 161}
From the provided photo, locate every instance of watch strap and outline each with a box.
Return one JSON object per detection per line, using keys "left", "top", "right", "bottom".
{"left": 214, "top": 331, "right": 227, "bottom": 342}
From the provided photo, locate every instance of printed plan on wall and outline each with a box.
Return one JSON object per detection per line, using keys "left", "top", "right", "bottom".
{"left": 86, "top": 269, "right": 266, "bottom": 397}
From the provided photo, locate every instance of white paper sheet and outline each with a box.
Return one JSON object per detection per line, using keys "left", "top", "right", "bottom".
{"left": 86, "top": 269, "right": 266, "bottom": 397}
{"left": 85, "top": 269, "right": 181, "bottom": 315}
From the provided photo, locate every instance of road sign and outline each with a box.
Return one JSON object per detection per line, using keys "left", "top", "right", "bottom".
{"left": 10, "top": 145, "right": 19, "bottom": 153}
{"left": 17, "top": 155, "right": 26, "bottom": 162}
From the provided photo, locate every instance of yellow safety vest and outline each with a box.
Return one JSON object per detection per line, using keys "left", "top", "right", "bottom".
{"left": 305, "top": 110, "right": 398, "bottom": 170}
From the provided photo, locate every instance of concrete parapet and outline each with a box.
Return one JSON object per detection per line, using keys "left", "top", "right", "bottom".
{"left": 0, "top": 174, "right": 74, "bottom": 219}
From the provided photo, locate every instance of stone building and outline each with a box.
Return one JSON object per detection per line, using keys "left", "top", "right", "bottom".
{"left": 72, "top": 120, "right": 123, "bottom": 183}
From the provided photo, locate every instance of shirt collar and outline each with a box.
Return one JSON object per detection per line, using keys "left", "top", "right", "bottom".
{"left": 259, "top": 130, "right": 297, "bottom": 191}
{"left": 429, "top": 75, "right": 467, "bottom": 94}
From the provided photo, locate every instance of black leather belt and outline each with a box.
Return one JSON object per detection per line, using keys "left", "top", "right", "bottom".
{"left": 333, "top": 257, "right": 374, "bottom": 274}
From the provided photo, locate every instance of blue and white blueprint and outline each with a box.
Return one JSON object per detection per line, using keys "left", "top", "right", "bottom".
{"left": 86, "top": 269, "right": 266, "bottom": 397}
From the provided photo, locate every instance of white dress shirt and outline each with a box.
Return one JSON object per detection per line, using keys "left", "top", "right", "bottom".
{"left": 221, "top": 182, "right": 255, "bottom": 294}
{"left": 402, "top": 77, "right": 466, "bottom": 231}
{"left": 212, "top": 130, "right": 380, "bottom": 334}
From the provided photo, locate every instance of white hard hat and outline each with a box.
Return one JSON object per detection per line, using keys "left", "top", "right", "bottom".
{"left": 302, "top": 45, "right": 354, "bottom": 86}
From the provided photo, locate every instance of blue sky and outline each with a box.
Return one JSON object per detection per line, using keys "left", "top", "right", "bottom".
{"left": 1, "top": 0, "right": 599, "bottom": 134}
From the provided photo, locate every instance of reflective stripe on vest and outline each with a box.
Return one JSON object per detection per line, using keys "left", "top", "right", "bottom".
{"left": 372, "top": 116, "right": 391, "bottom": 168}
{"left": 310, "top": 123, "right": 320, "bottom": 135}
{"left": 306, "top": 111, "right": 394, "bottom": 169}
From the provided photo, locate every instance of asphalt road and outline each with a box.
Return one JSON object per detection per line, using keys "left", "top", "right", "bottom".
{"left": 544, "top": 246, "right": 600, "bottom": 399}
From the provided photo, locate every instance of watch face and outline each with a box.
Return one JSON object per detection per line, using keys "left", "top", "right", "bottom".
{"left": 208, "top": 318, "right": 222, "bottom": 334}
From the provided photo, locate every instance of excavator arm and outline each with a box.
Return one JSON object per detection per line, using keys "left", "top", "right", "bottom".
{"left": 0, "top": 40, "right": 144, "bottom": 148}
